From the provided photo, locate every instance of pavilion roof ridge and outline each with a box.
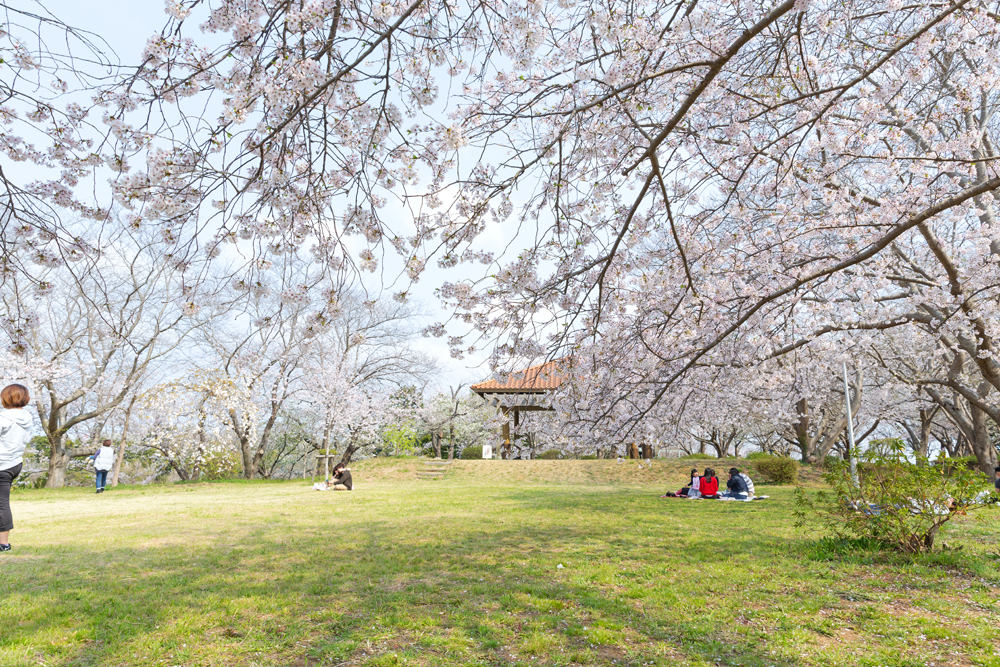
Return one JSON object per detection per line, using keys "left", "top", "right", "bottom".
{"left": 470, "top": 357, "right": 570, "bottom": 393}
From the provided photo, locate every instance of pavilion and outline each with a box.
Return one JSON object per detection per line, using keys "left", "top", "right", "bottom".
{"left": 472, "top": 358, "right": 669, "bottom": 459}
{"left": 471, "top": 359, "right": 566, "bottom": 458}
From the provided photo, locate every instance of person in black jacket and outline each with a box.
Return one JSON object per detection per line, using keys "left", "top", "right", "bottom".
{"left": 331, "top": 464, "right": 353, "bottom": 491}
{"left": 720, "top": 467, "right": 749, "bottom": 500}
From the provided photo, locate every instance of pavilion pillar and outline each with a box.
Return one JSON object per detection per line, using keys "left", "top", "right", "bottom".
{"left": 501, "top": 407, "right": 511, "bottom": 459}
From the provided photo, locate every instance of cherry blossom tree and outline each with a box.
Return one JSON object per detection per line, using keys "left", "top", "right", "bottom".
{"left": 302, "top": 361, "right": 388, "bottom": 470}
{"left": 135, "top": 371, "right": 252, "bottom": 481}
{"left": 200, "top": 250, "right": 435, "bottom": 478}
{"left": 0, "top": 228, "right": 201, "bottom": 486}
{"left": 0, "top": 4, "right": 118, "bottom": 265}
{"left": 198, "top": 253, "right": 337, "bottom": 479}
{"left": 8, "top": 0, "right": 1000, "bottom": 470}
{"left": 410, "top": 386, "right": 500, "bottom": 459}
{"left": 433, "top": 2, "right": 1000, "bottom": 463}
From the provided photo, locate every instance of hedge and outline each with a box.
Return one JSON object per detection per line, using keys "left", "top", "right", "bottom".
{"left": 460, "top": 445, "right": 484, "bottom": 460}
{"left": 751, "top": 455, "right": 799, "bottom": 484}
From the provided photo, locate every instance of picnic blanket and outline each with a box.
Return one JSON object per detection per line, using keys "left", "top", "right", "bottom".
{"left": 659, "top": 494, "right": 770, "bottom": 502}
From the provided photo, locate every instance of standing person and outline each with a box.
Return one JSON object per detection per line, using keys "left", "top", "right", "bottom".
{"left": 994, "top": 467, "right": 1000, "bottom": 493}
{"left": 0, "top": 384, "right": 33, "bottom": 553}
{"left": 331, "top": 463, "right": 353, "bottom": 491}
{"left": 89, "top": 440, "right": 115, "bottom": 494}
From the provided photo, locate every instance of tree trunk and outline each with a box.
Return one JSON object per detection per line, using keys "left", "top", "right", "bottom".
{"left": 169, "top": 459, "right": 191, "bottom": 481}
{"left": 918, "top": 409, "right": 933, "bottom": 458}
{"left": 433, "top": 431, "right": 442, "bottom": 459}
{"left": 238, "top": 431, "right": 254, "bottom": 479}
{"left": 338, "top": 440, "right": 361, "bottom": 467}
{"left": 251, "top": 440, "right": 268, "bottom": 480}
{"left": 45, "top": 437, "right": 70, "bottom": 488}
{"left": 111, "top": 394, "right": 138, "bottom": 487}
{"left": 448, "top": 424, "right": 455, "bottom": 460}
{"left": 970, "top": 404, "right": 999, "bottom": 475}
{"left": 45, "top": 432, "right": 96, "bottom": 488}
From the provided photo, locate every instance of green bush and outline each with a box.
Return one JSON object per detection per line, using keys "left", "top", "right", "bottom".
{"left": 536, "top": 450, "right": 562, "bottom": 460}
{"left": 460, "top": 445, "right": 484, "bottom": 460}
{"left": 795, "top": 440, "right": 994, "bottom": 553}
{"left": 198, "top": 449, "right": 242, "bottom": 481}
{"left": 580, "top": 454, "right": 598, "bottom": 460}
{"left": 752, "top": 456, "right": 800, "bottom": 484}
{"left": 820, "top": 455, "right": 842, "bottom": 471}
{"left": 936, "top": 456, "right": 979, "bottom": 474}
{"left": 744, "top": 451, "right": 773, "bottom": 460}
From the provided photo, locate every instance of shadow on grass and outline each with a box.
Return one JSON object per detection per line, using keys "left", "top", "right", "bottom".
{"left": 5, "top": 482, "right": 995, "bottom": 666}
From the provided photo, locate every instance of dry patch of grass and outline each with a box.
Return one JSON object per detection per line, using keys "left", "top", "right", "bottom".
{"left": 360, "top": 456, "right": 830, "bottom": 487}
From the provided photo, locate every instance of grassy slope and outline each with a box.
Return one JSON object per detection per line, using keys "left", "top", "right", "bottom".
{"left": 0, "top": 458, "right": 997, "bottom": 667}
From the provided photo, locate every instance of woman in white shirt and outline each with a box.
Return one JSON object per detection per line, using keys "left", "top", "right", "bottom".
{"left": 0, "top": 384, "right": 33, "bottom": 553}
{"left": 89, "top": 440, "right": 116, "bottom": 493}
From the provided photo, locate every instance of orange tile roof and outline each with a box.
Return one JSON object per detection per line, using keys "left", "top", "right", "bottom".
{"left": 471, "top": 359, "right": 568, "bottom": 392}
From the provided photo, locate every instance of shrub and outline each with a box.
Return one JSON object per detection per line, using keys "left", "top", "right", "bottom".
{"left": 580, "top": 454, "right": 598, "bottom": 460}
{"left": 460, "top": 445, "right": 483, "bottom": 460}
{"left": 536, "top": 450, "right": 562, "bottom": 460}
{"left": 795, "top": 439, "right": 995, "bottom": 553}
{"left": 752, "top": 456, "right": 800, "bottom": 484}
{"left": 744, "top": 451, "right": 773, "bottom": 460}
{"left": 198, "top": 449, "right": 242, "bottom": 481}
{"left": 820, "top": 455, "right": 842, "bottom": 471}
{"left": 936, "top": 456, "right": 979, "bottom": 474}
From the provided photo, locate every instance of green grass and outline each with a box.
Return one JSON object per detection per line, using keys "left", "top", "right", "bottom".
{"left": 2, "top": 459, "right": 999, "bottom": 667}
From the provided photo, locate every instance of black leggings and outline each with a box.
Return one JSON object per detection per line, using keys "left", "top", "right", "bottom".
{"left": 0, "top": 463, "right": 22, "bottom": 533}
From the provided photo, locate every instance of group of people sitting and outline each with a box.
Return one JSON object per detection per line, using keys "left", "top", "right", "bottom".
{"left": 662, "top": 467, "right": 757, "bottom": 501}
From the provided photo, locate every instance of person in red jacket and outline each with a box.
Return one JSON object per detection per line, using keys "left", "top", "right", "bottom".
{"left": 699, "top": 468, "right": 720, "bottom": 498}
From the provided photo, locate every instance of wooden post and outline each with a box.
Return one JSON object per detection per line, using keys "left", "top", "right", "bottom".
{"left": 512, "top": 408, "right": 520, "bottom": 456}
{"left": 501, "top": 407, "right": 510, "bottom": 459}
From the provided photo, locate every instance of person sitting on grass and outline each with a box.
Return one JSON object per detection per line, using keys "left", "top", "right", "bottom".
{"left": 661, "top": 468, "right": 700, "bottom": 498}
{"left": 699, "top": 468, "right": 720, "bottom": 498}
{"left": 330, "top": 463, "right": 353, "bottom": 491}
{"left": 719, "top": 468, "right": 750, "bottom": 500}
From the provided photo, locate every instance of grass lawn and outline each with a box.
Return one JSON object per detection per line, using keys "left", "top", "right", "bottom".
{"left": 2, "top": 459, "right": 999, "bottom": 667}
